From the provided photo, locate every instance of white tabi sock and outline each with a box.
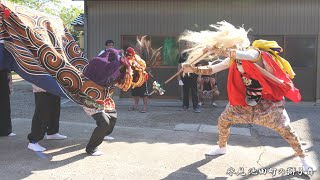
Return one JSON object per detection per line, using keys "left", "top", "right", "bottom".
{"left": 205, "top": 146, "right": 227, "bottom": 156}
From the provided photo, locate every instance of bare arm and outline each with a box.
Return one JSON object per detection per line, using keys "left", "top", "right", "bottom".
{"left": 254, "top": 63, "right": 284, "bottom": 84}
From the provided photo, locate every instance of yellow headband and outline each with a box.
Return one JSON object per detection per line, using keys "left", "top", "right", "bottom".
{"left": 252, "top": 39, "right": 295, "bottom": 79}
{"left": 252, "top": 40, "right": 283, "bottom": 53}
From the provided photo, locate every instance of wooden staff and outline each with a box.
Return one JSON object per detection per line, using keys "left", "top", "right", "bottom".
{"left": 163, "top": 50, "right": 214, "bottom": 84}
{"left": 149, "top": 50, "right": 211, "bottom": 96}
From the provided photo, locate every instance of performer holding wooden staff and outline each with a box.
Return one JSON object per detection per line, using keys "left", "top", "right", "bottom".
{"left": 179, "top": 21, "right": 316, "bottom": 172}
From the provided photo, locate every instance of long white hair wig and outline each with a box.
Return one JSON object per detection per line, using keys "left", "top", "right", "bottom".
{"left": 179, "top": 21, "right": 251, "bottom": 65}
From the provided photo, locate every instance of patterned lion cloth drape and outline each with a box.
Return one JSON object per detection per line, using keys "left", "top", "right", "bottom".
{"left": 0, "top": 1, "right": 115, "bottom": 112}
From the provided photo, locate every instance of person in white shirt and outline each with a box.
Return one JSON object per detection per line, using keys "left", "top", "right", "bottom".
{"left": 98, "top": 40, "right": 115, "bottom": 56}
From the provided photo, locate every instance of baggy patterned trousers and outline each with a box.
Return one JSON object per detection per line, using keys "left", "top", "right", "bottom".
{"left": 218, "top": 99, "right": 305, "bottom": 157}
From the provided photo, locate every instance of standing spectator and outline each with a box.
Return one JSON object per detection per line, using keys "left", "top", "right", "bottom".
{"left": 128, "top": 38, "right": 149, "bottom": 113}
{"left": 128, "top": 82, "right": 149, "bottom": 113}
{"left": 177, "top": 42, "right": 200, "bottom": 113}
{"left": 98, "top": 40, "right": 115, "bottom": 56}
{"left": 27, "top": 85, "right": 67, "bottom": 152}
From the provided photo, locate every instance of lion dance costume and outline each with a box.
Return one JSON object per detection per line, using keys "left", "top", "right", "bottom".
{"left": 0, "top": 1, "right": 147, "bottom": 155}
{"left": 179, "top": 21, "right": 316, "bottom": 172}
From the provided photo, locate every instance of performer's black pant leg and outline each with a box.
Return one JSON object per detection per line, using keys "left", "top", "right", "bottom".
{"left": 27, "top": 92, "right": 53, "bottom": 142}
{"left": 47, "top": 94, "right": 61, "bottom": 135}
{"left": 0, "top": 70, "right": 12, "bottom": 136}
{"left": 86, "top": 112, "right": 117, "bottom": 154}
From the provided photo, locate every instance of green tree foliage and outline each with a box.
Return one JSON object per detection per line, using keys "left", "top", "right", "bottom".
{"left": 9, "top": 0, "right": 61, "bottom": 11}
{"left": 8, "top": 0, "right": 83, "bottom": 41}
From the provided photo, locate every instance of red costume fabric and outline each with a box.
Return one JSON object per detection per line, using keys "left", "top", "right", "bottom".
{"left": 227, "top": 51, "right": 301, "bottom": 106}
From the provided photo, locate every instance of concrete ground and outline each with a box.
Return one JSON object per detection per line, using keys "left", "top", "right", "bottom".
{"left": 0, "top": 77, "right": 319, "bottom": 180}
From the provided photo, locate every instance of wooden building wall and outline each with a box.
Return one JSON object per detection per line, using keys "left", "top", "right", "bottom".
{"left": 84, "top": 0, "right": 320, "bottom": 101}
